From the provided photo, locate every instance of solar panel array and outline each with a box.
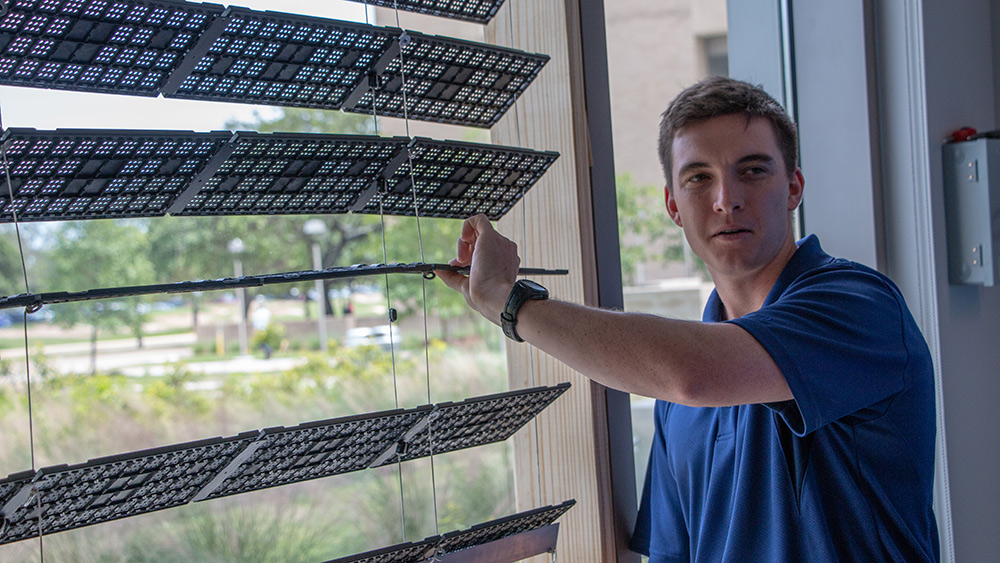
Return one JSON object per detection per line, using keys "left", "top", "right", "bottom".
{"left": 0, "top": 384, "right": 570, "bottom": 545}
{"left": 0, "top": 0, "right": 548, "bottom": 127}
{"left": 0, "top": 2, "right": 573, "bottom": 560}
{"left": 341, "top": 0, "right": 507, "bottom": 24}
{"left": 0, "top": 128, "right": 559, "bottom": 222}
{"left": 322, "top": 501, "right": 575, "bottom": 563}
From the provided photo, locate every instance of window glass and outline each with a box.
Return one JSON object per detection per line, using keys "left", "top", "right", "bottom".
{"left": 0, "top": 2, "right": 515, "bottom": 560}
{"left": 603, "top": 0, "right": 728, "bottom": 502}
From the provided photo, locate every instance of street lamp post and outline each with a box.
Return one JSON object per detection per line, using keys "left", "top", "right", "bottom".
{"left": 227, "top": 237, "right": 249, "bottom": 356}
{"left": 303, "top": 219, "right": 329, "bottom": 353}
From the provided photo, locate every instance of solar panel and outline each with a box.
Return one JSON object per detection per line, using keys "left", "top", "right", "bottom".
{"left": 370, "top": 138, "right": 557, "bottom": 219}
{"left": 0, "top": 384, "right": 570, "bottom": 545}
{"left": 0, "top": 128, "right": 558, "bottom": 222}
{"left": 0, "top": 1, "right": 548, "bottom": 127}
{"left": 0, "top": 0, "right": 223, "bottom": 96}
{"left": 343, "top": 31, "right": 547, "bottom": 127}
{"left": 0, "top": 263, "right": 568, "bottom": 311}
{"left": 437, "top": 501, "right": 574, "bottom": 555}
{"left": 0, "top": 433, "right": 261, "bottom": 545}
{"left": 0, "top": 128, "right": 233, "bottom": 221}
{"left": 321, "top": 501, "right": 575, "bottom": 563}
{"left": 340, "top": 0, "right": 507, "bottom": 24}
{"left": 195, "top": 384, "right": 571, "bottom": 500}
{"left": 162, "top": 7, "right": 397, "bottom": 111}
{"left": 173, "top": 132, "right": 404, "bottom": 217}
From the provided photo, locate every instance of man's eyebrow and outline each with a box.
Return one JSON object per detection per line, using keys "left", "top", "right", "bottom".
{"left": 737, "top": 154, "right": 776, "bottom": 165}
{"left": 676, "top": 161, "right": 710, "bottom": 177}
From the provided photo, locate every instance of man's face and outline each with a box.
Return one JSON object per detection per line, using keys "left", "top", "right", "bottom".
{"left": 665, "top": 114, "right": 804, "bottom": 284}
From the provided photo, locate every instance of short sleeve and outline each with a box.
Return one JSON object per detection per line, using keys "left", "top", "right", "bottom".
{"left": 728, "top": 267, "right": 911, "bottom": 436}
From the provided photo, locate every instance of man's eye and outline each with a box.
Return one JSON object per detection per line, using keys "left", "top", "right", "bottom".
{"left": 686, "top": 173, "right": 709, "bottom": 183}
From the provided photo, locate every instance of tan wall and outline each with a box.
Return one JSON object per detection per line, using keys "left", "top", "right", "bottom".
{"left": 605, "top": 0, "right": 727, "bottom": 190}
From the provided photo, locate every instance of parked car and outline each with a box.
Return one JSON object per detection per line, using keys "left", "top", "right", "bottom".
{"left": 343, "top": 325, "right": 400, "bottom": 352}
{"left": 24, "top": 308, "right": 55, "bottom": 323}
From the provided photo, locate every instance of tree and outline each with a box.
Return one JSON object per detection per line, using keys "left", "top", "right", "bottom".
{"left": 226, "top": 108, "right": 374, "bottom": 136}
{"left": 142, "top": 109, "right": 385, "bottom": 324}
{"left": 0, "top": 229, "right": 25, "bottom": 294}
{"left": 42, "top": 220, "right": 155, "bottom": 373}
{"left": 615, "top": 172, "right": 703, "bottom": 285}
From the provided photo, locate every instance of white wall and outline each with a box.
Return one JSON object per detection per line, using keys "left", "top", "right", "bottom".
{"left": 918, "top": 0, "right": 1000, "bottom": 559}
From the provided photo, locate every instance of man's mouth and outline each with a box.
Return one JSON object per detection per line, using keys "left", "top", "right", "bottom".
{"left": 715, "top": 228, "right": 751, "bottom": 237}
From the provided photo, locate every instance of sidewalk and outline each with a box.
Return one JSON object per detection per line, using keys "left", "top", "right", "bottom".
{"left": 0, "top": 332, "right": 303, "bottom": 377}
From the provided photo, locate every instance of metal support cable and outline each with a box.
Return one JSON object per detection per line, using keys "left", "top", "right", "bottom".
{"left": 1, "top": 102, "right": 44, "bottom": 562}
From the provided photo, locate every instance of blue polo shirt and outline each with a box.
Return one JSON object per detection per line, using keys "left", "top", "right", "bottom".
{"left": 632, "top": 235, "right": 939, "bottom": 562}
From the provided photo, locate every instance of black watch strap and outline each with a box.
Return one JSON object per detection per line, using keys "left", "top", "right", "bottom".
{"left": 501, "top": 280, "right": 549, "bottom": 342}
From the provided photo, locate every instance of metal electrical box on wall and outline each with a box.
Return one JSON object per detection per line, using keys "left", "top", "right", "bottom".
{"left": 943, "top": 137, "right": 1000, "bottom": 286}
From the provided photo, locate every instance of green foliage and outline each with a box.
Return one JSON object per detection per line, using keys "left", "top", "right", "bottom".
{"left": 616, "top": 172, "right": 704, "bottom": 284}
{"left": 39, "top": 221, "right": 155, "bottom": 350}
{"left": 0, "top": 229, "right": 25, "bottom": 292}
{"left": 124, "top": 504, "right": 346, "bottom": 563}
{"left": 0, "top": 338, "right": 512, "bottom": 561}
{"left": 142, "top": 364, "right": 211, "bottom": 418}
{"left": 250, "top": 321, "right": 285, "bottom": 353}
{"left": 225, "top": 107, "right": 374, "bottom": 136}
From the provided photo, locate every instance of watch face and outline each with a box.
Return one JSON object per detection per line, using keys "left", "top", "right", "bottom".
{"left": 520, "top": 280, "right": 547, "bottom": 292}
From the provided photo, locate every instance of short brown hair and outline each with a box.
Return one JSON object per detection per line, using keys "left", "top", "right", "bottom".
{"left": 658, "top": 76, "right": 798, "bottom": 188}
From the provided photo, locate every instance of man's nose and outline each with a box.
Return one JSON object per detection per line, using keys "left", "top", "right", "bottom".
{"left": 713, "top": 178, "right": 744, "bottom": 213}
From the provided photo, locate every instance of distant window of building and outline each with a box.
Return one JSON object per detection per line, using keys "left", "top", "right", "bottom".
{"left": 703, "top": 35, "right": 729, "bottom": 77}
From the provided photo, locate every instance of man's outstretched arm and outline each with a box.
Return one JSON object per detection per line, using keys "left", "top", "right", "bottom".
{"left": 436, "top": 214, "right": 792, "bottom": 408}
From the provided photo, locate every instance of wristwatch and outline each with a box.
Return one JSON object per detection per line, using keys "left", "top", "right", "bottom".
{"left": 501, "top": 279, "right": 549, "bottom": 342}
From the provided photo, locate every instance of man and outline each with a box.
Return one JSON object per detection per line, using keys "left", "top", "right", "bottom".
{"left": 437, "top": 77, "right": 939, "bottom": 561}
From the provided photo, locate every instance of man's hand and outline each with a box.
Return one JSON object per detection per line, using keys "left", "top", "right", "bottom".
{"left": 436, "top": 214, "right": 520, "bottom": 325}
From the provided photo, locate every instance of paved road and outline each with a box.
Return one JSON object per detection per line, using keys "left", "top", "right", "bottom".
{"left": 0, "top": 332, "right": 303, "bottom": 376}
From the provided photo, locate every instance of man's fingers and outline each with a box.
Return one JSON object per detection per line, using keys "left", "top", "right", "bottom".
{"left": 454, "top": 214, "right": 494, "bottom": 265}
{"left": 455, "top": 237, "right": 473, "bottom": 266}
{"left": 435, "top": 269, "right": 465, "bottom": 291}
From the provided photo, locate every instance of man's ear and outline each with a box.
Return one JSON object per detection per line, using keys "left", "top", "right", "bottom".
{"left": 665, "top": 185, "right": 682, "bottom": 227}
{"left": 787, "top": 169, "right": 805, "bottom": 210}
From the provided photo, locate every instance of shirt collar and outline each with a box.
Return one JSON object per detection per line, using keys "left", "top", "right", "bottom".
{"left": 703, "top": 234, "right": 833, "bottom": 322}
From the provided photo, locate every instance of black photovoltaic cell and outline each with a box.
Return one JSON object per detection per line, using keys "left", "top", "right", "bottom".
{"left": 163, "top": 7, "right": 396, "bottom": 111}
{"left": 371, "top": 138, "right": 557, "bottom": 219}
{"left": 200, "top": 384, "right": 570, "bottom": 500}
{"left": 175, "top": 132, "right": 403, "bottom": 217}
{"left": 198, "top": 408, "right": 432, "bottom": 500}
{"left": 385, "top": 384, "right": 571, "bottom": 464}
{"left": 321, "top": 501, "right": 575, "bottom": 563}
{"left": 436, "top": 502, "right": 574, "bottom": 554}
{"left": 0, "top": 129, "right": 558, "bottom": 222}
{"left": 0, "top": 0, "right": 223, "bottom": 96}
{"left": 0, "top": 433, "right": 261, "bottom": 545}
{"left": 0, "top": 0, "right": 548, "bottom": 127}
{"left": 0, "top": 128, "right": 232, "bottom": 221}
{"left": 0, "top": 263, "right": 568, "bottom": 311}
{"left": 341, "top": 0, "right": 506, "bottom": 24}
{"left": 348, "top": 32, "right": 544, "bottom": 127}
{"left": 0, "top": 385, "right": 570, "bottom": 545}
